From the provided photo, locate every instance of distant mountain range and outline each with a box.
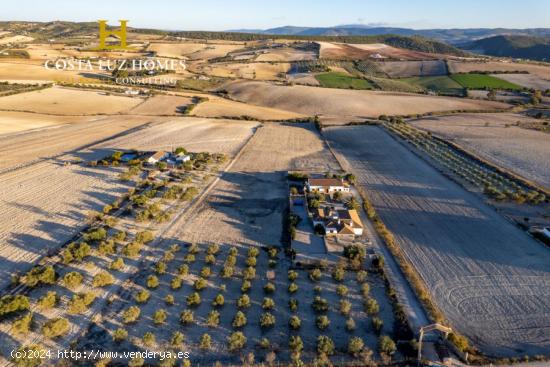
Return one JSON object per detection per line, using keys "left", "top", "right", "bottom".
{"left": 462, "top": 35, "right": 550, "bottom": 61}
{"left": 228, "top": 25, "right": 550, "bottom": 45}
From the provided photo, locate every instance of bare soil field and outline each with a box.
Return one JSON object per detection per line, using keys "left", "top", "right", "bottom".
{"left": 255, "top": 47, "right": 317, "bottom": 62}
{"left": 0, "top": 61, "right": 101, "bottom": 83}
{"left": 490, "top": 73, "right": 550, "bottom": 90}
{"left": 0, "top": 86, "right": 143, "bottom": 115}
{"left": 326, "top": 125, "right": 550, "bottom": 357}
{"left": 0, "top": 111, "right": 93, "bottom": 135}
{"left": 410, "top": 113, "right": 550, "bottom": 188}
{"left": 378, "top": 60, "right": 447, "bottom": 77}
{"left": 317, "top": 42, "right": 435, "bottom": 60}
{"left": 0, "top": 35, "right": 33, "bottom": 44}
{"left": 190, "top": 96, "right": 305, "bottom": 120}
{"left": 128, "top": 95, "right": 193, "bottom": 115}
{"left": 148, "top": 42, "right": 243, "bottom": 60}
{"left": 448, "top": 60, "right": 550, "bottom": 79}
{"left": 225, "top": 80, "right": 509, "bottom": 121}
{"left": 200, "top": 62, "right": 291, "bottom": 80}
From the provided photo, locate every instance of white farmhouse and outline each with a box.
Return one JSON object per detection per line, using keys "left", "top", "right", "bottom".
{"left": 307, "top": 178, "right": 349, "bottom": 194}
{"left": 147, "top": 151, "right": 168, "bottom": 165}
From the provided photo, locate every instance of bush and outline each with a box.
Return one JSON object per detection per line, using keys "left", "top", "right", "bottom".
{"left": 12, "top": 344, "right": 45, "bottom": 367}
{"left": 186, "top": 292, "right": 201, "bottom": 307}
{"left": 289, "top": 298, "right": 298, "bottom": 312}
{"left": 200, "top": 266, "right": 212, "bottom": 278}
{"left": 22, "top": 265, "right": 56, "bottom": 287}
{"left": 348, "top": 337, "right": 365, "bottom": 357}
{"left": 12, "top": 313, "right": 32, "bottom": 334}
{"left": 346, "top": 317, "right": 356, "bottom": 331}
{"left": 205, "top": 254, "right": 216, "bottom": 264}
{"left": 317, "top": 335, "right": 335, "bottom": 356}
{"left": 260, "top": 312, "right": 276, "bottom": 329}
{"left": 171, "top": 331, "right": 185, "bottom": 348}
{"left": 110, "top": 257, "right": 125, "bottom": 271}
{"left": 361, "top": 283, "right": 370, "bottom": 298}
{"left": 135, "top": 231, "right": 154, "bottom": 244}
{"left": 288, "top": 282, "right": 298, "bottom": 293}
{"left": 288, "top": 270, "right": 298, "bottom": 281}
{"left": 228, "top": 331, "right": 247, "bottom": 352}
{"left": 153, "top": 309, "right": 167, "bottom": 324}
{"left": 262, "top": 297, "right": 275, "bottom": 310}
{"left": 365, "top": 298, "right": 379, "bottom": 315}
{"left": 143, "top": 331, "right": 156, "bottom": 346}
{"left": 243, "top": 266, "right": 256, "bottom": 280}
{"left": 37, "top": 292, "right": 57, "bottom": 310}
{"left": 206, "top": 310, "right": 220, "bottom": 327}
{"left": 316, "top": 315, "right": 330, "bottom": 330}
{"left": 180, "top": 310, "right": 194, "bottom": 325}
{"left": 68, "top": 292, "right": 96, "bottom": 314}
{"left": 237, "top": 294, "right": 251, "bottom": 309}
{"left": 263, "top": 282, "right": 276, "bottom": 294}
{"left": 193, "top": 277, "right": 207, "bottom": 291}
{"left": 83, "top": 227, "right": 107, "bottom": 242}
{"left": 241, "top": 280, "right": 251, "bottom": 293}
{"left": 93, "top": 271, "right": 114, "bottom": 288}
{"left": 98, "top": 239, "right": 116, "bottom": 255}
{"left": 171, "top": 277, "right": 182, "bottom": 290}
{"left": 232, "top": 311, "right": 247, "bottom": 328}
{"left": 221, "top": 265, "right": 234, "bottom": 278}
{"left": 245, "top": 256, "right": 257, "bottom": 267}
{"left": 199, "top": 333, "right": 212, "bottom": 350}
{"left": 184, "top": 254, "right": 196, "bottom": 263}
{"left": 378, "top": 335, "right": 396, "bottom": 357}
{"left": 339, "top": 299, "right": 352, "bottom": 315}
{"left": 448, "top": 332, "right": 469, "bottom": 352}
{"left": 63, "top": 271, "right": 83, "bottom": 289}
{"left": 212, "top": 293, "right": 225, "bottom": 307}
{"left": 113, "top": 328, "right": 128, "bottom": 342}
{"left": 42, "top": 318, "right": 69, "bottom": 338}
{"left": 332, "top": 267, "right": 345, "bottom": 282}
{"left": 289, "top": 335, "right": 304, "bottom": 352}
{"left": 178, "top": 264, "right": 189, "bottom": 276}
{"left": 147, "top": 275, "right": 159, "bottom": 289}
{"left": 336, "top": 284, "right": 348, "bottom": 297}
{"left": 372, "top": 317, "right": 384, "bottom": 334}
{"left": 122, "top": 306, "right": 141, "bottom": 323}
{"left": 309, "top": 268, "right": 322, "bottom": 281}
{"left": 134, "top": 290, "right": 150, "bottom": 304}
{"left": 124, "top": 242, "right": 142, "bottom": 257}
{"left": 312, "top": 296, "right": 329, "bottom": 313}
{"left": 289, "top": 315, "right": 301, "bottom": 330}
{"left": 259, "top": 337, "right": 270, "bottom": 349}
{"left": 155, "top": 262, "right": 167, "bottom": 274}
{"left": 356, "top": 270, "right": 368, "bottom": 283}
{"left": 165, "top": 294, "right": 175, "bottom": 305}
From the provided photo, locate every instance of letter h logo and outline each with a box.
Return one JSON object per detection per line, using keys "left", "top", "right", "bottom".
{"left": 97, "top": 20, "right": 128, "bottom": 50}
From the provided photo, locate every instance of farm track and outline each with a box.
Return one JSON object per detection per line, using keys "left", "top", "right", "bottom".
{"left": 325, "top": 125, "right": 550, "bottom": 358}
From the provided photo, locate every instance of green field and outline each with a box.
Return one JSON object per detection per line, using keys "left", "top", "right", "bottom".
{"left": 315, "top": 72, "right": 373, "bottom": 90}
{"left": 402, "top": 76, "right": 465, "bottom": 96}
{"left": 450, "top": 73, "right": 523, "bottom": 90}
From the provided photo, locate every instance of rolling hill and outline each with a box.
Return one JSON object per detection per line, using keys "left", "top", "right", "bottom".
{"left": 462, "top": 35, "right": 550, "bottom": 61}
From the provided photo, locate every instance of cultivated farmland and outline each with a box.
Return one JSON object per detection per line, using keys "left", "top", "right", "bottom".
{"left": 447, "top": 60, "right": 550, "bottom": 80}
{"left": 450, "top": 73, "right": 523, "bottom": 90}
{"left": 489, "top": 73, "right": 550, "bottom": 90}
{"left": 378, "top": 60, "right": 447, "bottom": 78}
{"left": 325, "top": 125, "right": 550, "bottom": 357}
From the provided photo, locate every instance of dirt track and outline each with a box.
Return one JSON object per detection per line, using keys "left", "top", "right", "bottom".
{"left": 325, "top": 125, "right": 550, "bottom": 357}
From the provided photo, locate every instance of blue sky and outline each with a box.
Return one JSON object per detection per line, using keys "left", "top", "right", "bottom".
{"left": 2, "top": 0, "right": 549, "bottom": 30}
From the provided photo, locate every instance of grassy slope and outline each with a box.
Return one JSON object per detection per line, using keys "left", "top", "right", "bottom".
{"left": 450, "top": 73, "right": 523, "bottom": 90}
{"left": 315, "top": 72, "right": 373, "bottom": 90}
{"left": 402, "top": 76, "right": 464, "bottom": 95}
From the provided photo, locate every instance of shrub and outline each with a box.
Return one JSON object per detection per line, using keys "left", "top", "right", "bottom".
{"left": 110, "top": 258, "right": 125, "bottom": 271}
{"left": 63, "top": 271, "right": 83, "bottom": 289}
{"left": 288, "top": 270, "right": 298, "bottom": 281}
{"left": 263, "top": 282, "right": 276, "bottom": 294}
{"left": 262, "top": 297, "right": 275, "bottom": 310}
{"left": 153, "top": 309, "right": 167, "bottom": 324}
{"left": 316, "top": 335, "right": 335, "bottom": 356}
{"left": 12, "top": 344, "right": 45, "bottom": 367}
{"left": 378, "top": 335, "right": 396, "bottom": 357}
{"left": 171, "top": 277, "right": 182, "bottom": 290}
{"left": 243, "top": 266, "right": 256, "bottom": 280}
{"left": 221, "top": 265, "right": 234, "bottom": 278}
{"left": 361, "top": 283, "right": 370, "bottom": 298}
{"left": 199, "top": 333, "right": 212, "bottom": 350}
{"left": 165, "top": 294, "right": 175, "bottom": 305}
{"left": 314, "top": 285, "right": 322, "bottom": 294}
{"left": 339, "top": 299, "right": 352, "bottom": 315}
{"left": 113, "top": 328, "right": 128, "bottom": 342}
{"left": 37, "top": 292, "right": 57, "bottom": 310}
{"left": 312, "top": 296, "right": 329, "bottom": 313}
{"left": 124, "top": 242, "right": 142, "bottom": 257}
{"left": 346, "top": 317, "right": 356, "bottom": 331}
{"left": 241, "top": 280, "right": 251, "bottom": 293}
{"left": 122, "top": 306, "right": 141, "bottom": 323}
{"left": 288, "top": 282, "right": 298, "bottom": 293}
{"left": 180, "top": 310, "right": 194, "bottom": 325}
{"left": 42, "top": 318, "right": 69, "bottom": 338}
{"left": 237, "top": 294, "right": 251, "bottom": 309}
{"left": 194, "top": 277, "right": 207, "bottom": 291}
{"left": 232, "top": 311, "right": 247, "bottom": 328}
{"left": 147, "top": 275, "right": 159, "bottom": 289}
{"left": 143, "top": 331, "right": 156, "bottom": 346}
{"left": 356, "top": 270, "right": 368, "bottom": 283}
{"left": 93, "top": 271, "right": 114, "bottom": 287}
{"left": 448, "top": 332, "right": 469, "bottom": 352}
{"left": 372, "top": 317, "right": 383, "bottom": 334}
{"left": 98, "top": 239, "right": 116, "bottom": 255}
{"left": 171, "top": 331, "right": 185, "bottom": 348}
{"left": 186, "top": 292, "right": 201, "bottom": 307}
{"left": 206, "top": 310, "right": 220, "bottom": 327}
{"left": 12, "top": 313, "right": 32, "bottom": 334}
{"left": 316, "top": 315, "right": 330, "bottom": 330}
{"left": 83, "top": 227, "right": 107, "bottom": 242}
{"left": 332, "top": 267, "right": 345, "bottom": 282}
{"left": 309, "top": 268, "right": 322, "bottom": 281}
{"left": 245, "top": 256, "right": 257, "bottom": 267}
{"left": 68, "top": 292, "right": 96, "bottom": 314}
{"left": 336, "top": 284, "right": 348, "bottom": 297}
{"left": 212, "top": 293, "right": 225, "bottom": 307}
{"left": 178, "top": 264, "right": 189, "bottom": 276}
{"left": 228, "top": 331, "right": 247, "bottom": 352}
{"left": 289, "top": 336, "right": 304, "bottom": 352}
{"left": 365, "top": 298, "right": 379, "bottom": 315}
{"left": 248, "top": 247, "right": 259, "bottom": 257}
{"left": 260, "top": 312, "right": 276, "bottom": 329}
{"left": 135, "top": 231, "right": 154, "bottom": 244}
{"left": 134, "top": 290, "right": 150, "bottom": 304}
{"left": 205, "top": 254, "right": 216, "bottom": 264}
{"left": 289, "top": 298, "right": 298, "bottom": 312}
{"left": 155, "top": 262, "right": 167, "bottom": 275}
{"left": 289, "top": 315, "right": 301, "bottom": 330}
{"left": 200, "top": 266, "right": 211, "bottom": 278}
{"left": 22, "top": 265, "right": 56, "bottom": 287}
{"left": 348, "top": 337, "right": 364, "bottom": 357}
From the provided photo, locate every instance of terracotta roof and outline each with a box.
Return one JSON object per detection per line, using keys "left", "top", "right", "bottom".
{"left": 348, "top": 209, "right": 363, "bottom": 228}
{"left": 150, "top": 151, "right": 166, "bottom": 160}
{"left": 338, "top": 224, "right": 355, "bottom": 235}
{"left": 308, "top": 178, "right": 344, "bottom": 187}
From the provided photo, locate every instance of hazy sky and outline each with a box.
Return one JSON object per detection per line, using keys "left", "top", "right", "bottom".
{"left": 2, "top": 0, "right": 549, "bottom": 30}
